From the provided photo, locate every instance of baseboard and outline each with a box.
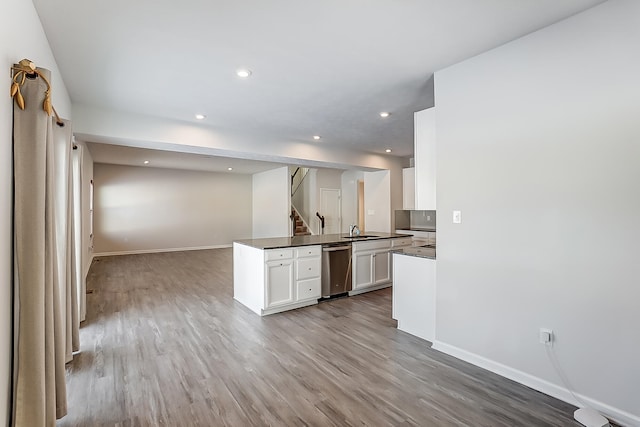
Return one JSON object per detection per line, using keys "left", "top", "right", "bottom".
{"left": 431, "top": 341, "right": 639, "bottom": 427}
{"left": 94, "top": 244, "right": 232, "bottom": 257}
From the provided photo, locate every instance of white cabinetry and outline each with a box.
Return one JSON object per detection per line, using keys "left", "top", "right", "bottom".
{"left": 234, "top": 243, "right": 321, "bottom": 316}
{"left": 414, "top": 108, "right": 436, "bottom": 210}
{"left": 402, "top": 167, "right": 415, "bottom": 210}
{"left": 350, "top": 238, "right": 411, "bottom": 296}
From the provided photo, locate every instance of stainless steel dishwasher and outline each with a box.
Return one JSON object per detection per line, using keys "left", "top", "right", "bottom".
{"left": 321, "top": 243, "right": 352, "bottom": 297}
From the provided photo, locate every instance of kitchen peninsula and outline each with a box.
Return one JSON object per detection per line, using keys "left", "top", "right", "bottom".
{"left": 233, "top": 233, "right": 411, "bottom": 316}
{"left": 391, "top": 245, "right": 436, "bottom": 342}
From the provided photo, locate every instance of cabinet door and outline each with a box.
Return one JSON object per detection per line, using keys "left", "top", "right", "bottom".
{"left": 353, "top": 251, "right": 373, "bottom": 290}
{"left": 372, "top": 250, "right": 390, "bottom": 285}
{"left": 265, "top": 260, "right": 294, "bottom": 308}
{"left": 415, "top": 108, "right": 436, "bottom": 210}
{"left": 402, "top": 167, "right": 415, "bottom": 210}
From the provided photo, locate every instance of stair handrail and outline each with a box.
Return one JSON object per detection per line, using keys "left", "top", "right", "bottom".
{"left": 291, "top": 166, "right": 310, "bottom": 197}
{"left": 316, "top": 212, "right": 325, "bottom": 234}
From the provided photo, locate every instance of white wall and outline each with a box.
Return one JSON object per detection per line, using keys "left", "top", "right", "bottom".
{"left": 1, "top": 0, "right": 72, "bottom": 424}
{"left": 252, "top": 167, "right": 289, "bottom": 239}
{"left": 313, "top": 168, "right": 343, "bottom": 234}
{"left": 363, "top": 170, "right": 391, "bottom": 233}
{"left": 94, "top": 164, "right": 253, "bottom": 254}
{"left": 341, "top": 170, "right": 364, "bottom": 233}
{"left": 434, "top": 1, "right": 639, "bottom": 424}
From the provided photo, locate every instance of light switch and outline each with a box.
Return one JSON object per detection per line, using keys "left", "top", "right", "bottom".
{"left": 367, "top": 209, "right": 375, "bottom": 215}
{"left": 453, "top": 210, "right": 461, "bottom": 224}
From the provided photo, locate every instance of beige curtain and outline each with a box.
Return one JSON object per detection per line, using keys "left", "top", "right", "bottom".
{"left": 52, "top": 119, "right": 79, "bottom": 362}
{"left": 12, "top": 65, "right": 79, "bottom": 426}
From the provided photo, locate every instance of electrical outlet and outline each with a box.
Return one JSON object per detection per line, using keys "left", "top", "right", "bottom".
{"left": 539, "top": 328, "right": 553, "bottom": 346}
{"left": 453, "top": 210, "right": 461, "bottom": 224}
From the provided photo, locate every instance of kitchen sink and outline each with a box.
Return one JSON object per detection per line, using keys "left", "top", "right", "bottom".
{"left": 342, "top": 235, "right": 379, "bottom": 239}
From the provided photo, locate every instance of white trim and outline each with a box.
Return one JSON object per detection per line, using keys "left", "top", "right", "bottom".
{"left": 260, "top": 299, "right": 318, "bottom": 316}
{"left": 432, "top": 341, "right": 639, "bottom": 427}
{"left": 94, "top": 244, "right": 232, "bottom": 257}
{"left": 348, "top": 282, "right": 391, "bottom": 296}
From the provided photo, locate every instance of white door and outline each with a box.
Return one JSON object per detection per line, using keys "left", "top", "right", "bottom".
{"left": 320, "top": 188, "right": 341, "bottom": 234}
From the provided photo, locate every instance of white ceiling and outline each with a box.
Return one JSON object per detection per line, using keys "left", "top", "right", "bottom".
{"left": 34, "top": 0, "right": 605, "bottom": 161}
{"left": 85, "top": 142, "right": 290, "bottom": 174}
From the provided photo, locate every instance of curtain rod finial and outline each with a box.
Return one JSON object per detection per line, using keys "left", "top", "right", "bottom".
{"left": 18, "top": 59, "right": 36, "bottom": 72}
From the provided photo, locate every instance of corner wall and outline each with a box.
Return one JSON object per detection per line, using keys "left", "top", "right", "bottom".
{"left": 434, "top": 0, "right": 639, "bottom": 424}
{"left": 93, "top": 164, "right": 253, "bottom": 254}
{"left": 1, "top": 0, "right": 72, "bottom": 424}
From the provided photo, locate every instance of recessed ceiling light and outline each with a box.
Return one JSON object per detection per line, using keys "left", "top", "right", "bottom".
{"left": 313, "top": 135, "right": 321, "bottom": 140}
{"left": 379, "top": 112, "right": 390, "bottom": 118}
{"left": 385, "top": 149, "right": 392, "bottom": 153}
{"left": 195, "top": 114, "right": 206, "bottom": 120}
{"left": 228, "top": 167, "right": 233, "bottom": 171}
{"left": 143, "top": 160, "right": 150, "bottom": 164}
{"left": 236, "top": 69, "right": 252, "bottom": 78}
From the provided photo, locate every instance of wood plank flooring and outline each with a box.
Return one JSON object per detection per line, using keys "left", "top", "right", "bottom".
{"left": 58, "top": 248, "right": 581, "bottom": 427}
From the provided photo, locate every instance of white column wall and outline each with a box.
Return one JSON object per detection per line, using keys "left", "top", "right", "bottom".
{"left": 252, "top": 167, "right": 290, "bottom": 238}
{"left": 341, "top": 170, "right": 364, "bottom": 234}
{"left": 363, "top": 170, "right": 391, "bottom": 233}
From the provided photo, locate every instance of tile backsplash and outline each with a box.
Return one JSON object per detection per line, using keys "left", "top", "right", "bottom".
{"left": 395, "top": 210, "right": 436, "bottom": 230}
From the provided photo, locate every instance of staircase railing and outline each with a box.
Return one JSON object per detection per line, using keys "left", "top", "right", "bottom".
{"left": 291, "top": 167, "right": 309, "bottom": 197}
{"left": 290, "top": 167, "right": 313, "bottom": 234}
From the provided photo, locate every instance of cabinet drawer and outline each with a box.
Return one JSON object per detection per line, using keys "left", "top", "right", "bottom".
{"left": 296, "top": 258, "right": 320, "bottom": 280}
{"left": 391, "top": 237, "right": 412, "bottom": 247}
{"left": 295, "top": 245, "right": 321, "bottom": 258}
{"left": 265, "top": 249, "right": 293, "bottom": 261}
{"left": 296, "top": 278, "right": 321, "bottom": 301}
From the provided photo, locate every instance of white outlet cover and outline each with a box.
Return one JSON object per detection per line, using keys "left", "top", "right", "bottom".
{"left": 453, "top": 210, "right": 461, "bottom": 224}
{"left": 367, "top": 209, "right": 375, "bottom": 215}
{"left": 539, "top": 328, "right": 553, "bottom": 346}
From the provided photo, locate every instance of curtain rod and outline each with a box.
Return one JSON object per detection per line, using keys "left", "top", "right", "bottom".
{"left": 10, "top": 59, "right": 65, "bottom": 127}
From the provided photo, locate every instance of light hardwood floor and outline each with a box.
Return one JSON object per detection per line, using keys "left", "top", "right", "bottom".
{"left": 58, "top": 248, "right": 581, "bottom": 427}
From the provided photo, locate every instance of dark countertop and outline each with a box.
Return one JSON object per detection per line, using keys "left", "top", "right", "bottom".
{"left": 391, "top": 246, "right": 436, "bottom": 260}
{"left": 396, "top": 227, "right": 437, "bottom": 232}
{"left": 235, "top": 232, "right": 408, "bottom": 250}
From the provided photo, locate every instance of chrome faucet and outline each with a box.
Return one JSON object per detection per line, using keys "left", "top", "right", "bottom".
{"left": 349, "top": 224, "right": 360, "bottom": 237}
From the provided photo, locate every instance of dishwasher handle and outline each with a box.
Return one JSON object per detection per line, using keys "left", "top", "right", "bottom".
{"left": 322, "top": 245, "right": 352, "bottom": 252}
